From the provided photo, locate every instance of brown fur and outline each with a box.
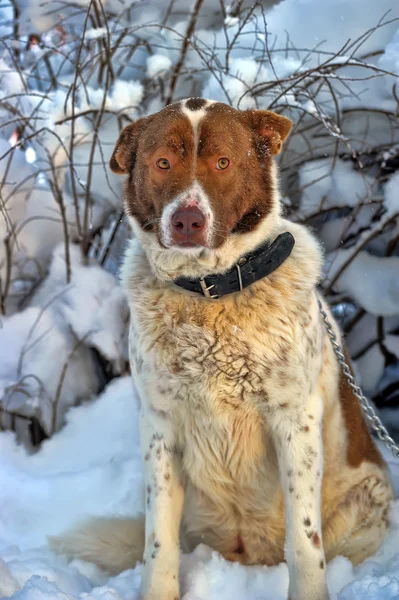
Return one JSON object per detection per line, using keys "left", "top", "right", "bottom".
{"left": 110, "top": 101, "right": 292, "bottom": 246}
{"left": 339, "top": 351, "right": 384, "bottom": 468}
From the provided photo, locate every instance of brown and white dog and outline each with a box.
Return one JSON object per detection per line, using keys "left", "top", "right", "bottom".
{"left": 53, "top": 98, "right": 393, "bottom": 600}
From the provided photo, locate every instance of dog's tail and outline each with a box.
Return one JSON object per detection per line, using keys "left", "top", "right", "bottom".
{"left": 48, "top": 516, "right": 145, "bottom": 575}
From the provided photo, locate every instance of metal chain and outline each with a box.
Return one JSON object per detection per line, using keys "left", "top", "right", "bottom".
{"left": 318, "top": 299, "right": 399, "bottom": 459}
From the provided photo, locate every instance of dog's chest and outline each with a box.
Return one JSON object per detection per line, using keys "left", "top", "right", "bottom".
{"left": 129, "top": 286, "right": 297, "bottom": 491}
{"left": 132, "top": 287, "right": 278, "bottom": 406}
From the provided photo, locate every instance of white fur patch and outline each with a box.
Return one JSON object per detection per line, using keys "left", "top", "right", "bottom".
{"left": 160, "top": 181, "right": 214, "bottom": 250}
{"left": 181, "top": 99, "right": 215, "bottom": 136}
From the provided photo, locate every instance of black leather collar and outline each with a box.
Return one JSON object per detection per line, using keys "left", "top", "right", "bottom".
{"left": 173, "top": 232, "right": 295, "bottom": 299}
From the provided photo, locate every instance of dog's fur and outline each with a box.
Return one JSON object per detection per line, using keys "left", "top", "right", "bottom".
{"left": 51, "top": 99, "right": 393, "bottom": 600}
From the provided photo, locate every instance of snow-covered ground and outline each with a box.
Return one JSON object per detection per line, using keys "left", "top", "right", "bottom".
{"left": 0, "top": 376, "right": 398, "bottom": 600}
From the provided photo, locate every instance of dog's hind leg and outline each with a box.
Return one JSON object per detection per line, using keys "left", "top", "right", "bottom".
{"left": 323, "top": 473, "right": 393, "bottom": 565}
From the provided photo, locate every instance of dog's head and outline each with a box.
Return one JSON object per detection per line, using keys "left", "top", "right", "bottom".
{"left": 111, "top": 99, "right": 292, "bottom": 276}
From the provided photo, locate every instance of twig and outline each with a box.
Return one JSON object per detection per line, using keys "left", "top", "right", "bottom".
{"left": 165, "top": 0, "right": 205, "bottom": 105}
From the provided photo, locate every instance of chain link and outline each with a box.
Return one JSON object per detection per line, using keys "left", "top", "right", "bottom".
{"left": 318, "top": 299, "right": 399, "bottom": 459}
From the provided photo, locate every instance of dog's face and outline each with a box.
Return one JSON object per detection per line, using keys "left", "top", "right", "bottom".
{"left": 111, "top": 99, "right": 291, "bottom": 254}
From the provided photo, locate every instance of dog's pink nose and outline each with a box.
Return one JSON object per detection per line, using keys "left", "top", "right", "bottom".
{"left": 170, "top": 206, "right": 207, "bottom": 246}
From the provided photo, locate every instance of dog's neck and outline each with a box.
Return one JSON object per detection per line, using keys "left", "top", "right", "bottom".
{"left": 128, "top": 210, "right": 285, "bottom": 283}
{"left": 173, "top": 231, "right": 295, "bottom": 299}
{"left": 122, "top": 216, "right": 323, "bottom": 306}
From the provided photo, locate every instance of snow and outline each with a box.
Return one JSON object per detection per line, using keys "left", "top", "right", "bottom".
{"left": 146, "top": 55, "right": 172, "bottom": 78}
{"left": 0, "top": 58, "right": 25, "bottom": 98}
{"left": 84, "top": 28, "right": 109, "bottom": 41}
{"left": 380, "top": 30, "right": 399, "bottom": 76}
{"left": 0, "top": 243, "right": 128, "bottom": 442}
{"left": 32, "top": 89, "right": 91, "bottom": 180}
{"left": 263, "top": 0, "right": 397, "bottom": 58}
{"left": 354, "top": 334, "right": 399, "bottom": 396}
{"left": 0, "top": 173, "right": 83, "bottom": 314}
{"left": 299, "top": 158, "right": 373, "bottom": 218}
{"left": 0, "top": 375, "right": 398, "bottom": 600}
{"left": 0, "top": 138, "right": 36, "bottom": 236}
{"left": 325, "top": 250, "right": 399, "bottom": 317}
{"left": 31, "top": 243, "right": 129, "bottom": 373}
{"left": 224, "top": 16, "right": 239, "bottom": 28}
{"left": 105, "top": 81, "right": 144, "bottom": 120}
{"left": 384, "top": 172, "right": 399, "bottom": 218}
{"left": 0, "top": 304, "right": 97, "bottom": 440}
{"left": 61, "top": 119, "right": 123, "bottom": 224}
{"left": 202, "top": 54, "right": 302, "bottom": 109}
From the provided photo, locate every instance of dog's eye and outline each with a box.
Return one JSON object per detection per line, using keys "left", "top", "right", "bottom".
{"left": 156, "top": 158, "right": 170, "bottom": 170}
{"left": 216, "top": 157, "right": 230, "bottom": 170}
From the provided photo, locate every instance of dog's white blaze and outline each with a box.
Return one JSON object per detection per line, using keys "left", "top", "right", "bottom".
{"left": 160, "top": 99, "right": 218, "bottom": 249}
{"left": 160, "top": 181, "right": 214, "bottom": 250}
{"left": 181, "top": 98, "right": 216, "bottom": 137}
{"left": 181, "top": 105, "right": 207, "bottom": 136}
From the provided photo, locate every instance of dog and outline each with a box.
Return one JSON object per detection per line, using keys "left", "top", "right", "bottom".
{"left": 52, "top": 98, "right": 393, "bottom": 600}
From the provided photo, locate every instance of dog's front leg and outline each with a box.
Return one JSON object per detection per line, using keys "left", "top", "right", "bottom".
{"left": 140, "top": 408, "right": 184, "bottom": 600}
{"left": 269, "top": 392, "right": 329, "bottom": 600}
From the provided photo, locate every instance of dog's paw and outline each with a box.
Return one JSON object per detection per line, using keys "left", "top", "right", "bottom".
{"left": 362, "top": 475, "right": 392, "bottom": 505}
{"left": 141, "top": 580, "right": 179, "bottom": 600}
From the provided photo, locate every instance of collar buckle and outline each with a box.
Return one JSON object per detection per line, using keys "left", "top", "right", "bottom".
{"left": 199, "top": 277, "right": 219, "bottom": 299}
{"left": 235, "top": 263, "right": 244, "bottom": 291}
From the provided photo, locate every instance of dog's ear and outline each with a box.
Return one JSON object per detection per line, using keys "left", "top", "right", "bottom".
{"left": 244, "top": 110, "right": 292, "bottom": 155}
{"left": 110, "top": 117, "right": 151, "bottom": 174}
